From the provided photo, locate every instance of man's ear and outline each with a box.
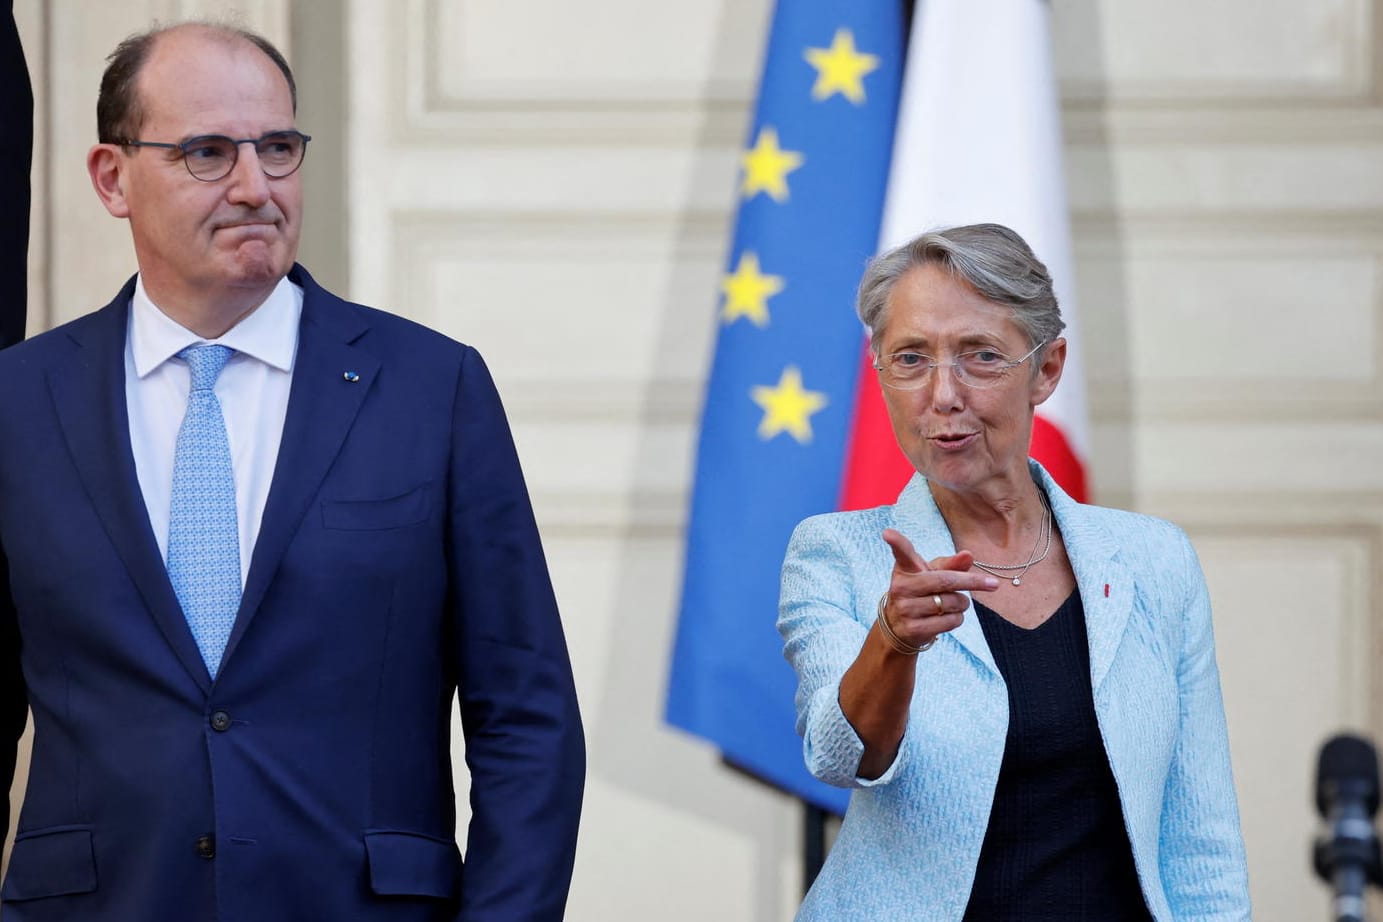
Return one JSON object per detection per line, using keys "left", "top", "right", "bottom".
{"left": 88, "top": 144, "right": 132, "bottom": 218}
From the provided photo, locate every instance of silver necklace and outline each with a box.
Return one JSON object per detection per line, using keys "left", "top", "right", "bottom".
{"left": 970, "top": 492, "right": 1052, "bottom": 587}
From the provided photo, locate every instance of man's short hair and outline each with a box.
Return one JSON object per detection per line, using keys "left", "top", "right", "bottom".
{"left": 96, "top": 22, "right": 297, "bottom": 144}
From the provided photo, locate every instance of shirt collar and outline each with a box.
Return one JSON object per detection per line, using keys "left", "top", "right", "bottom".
{"left": 130, "top": 275, "right": 303, "bottom": 378}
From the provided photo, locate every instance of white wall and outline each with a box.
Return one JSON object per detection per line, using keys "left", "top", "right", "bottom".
{"left": 9, "top": 2, "right": 1383, "bottom": 920}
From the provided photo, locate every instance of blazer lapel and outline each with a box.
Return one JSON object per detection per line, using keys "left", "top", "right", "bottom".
{"left": 890, "top": 463, "right": 1138, "bottom": 685}
{"left": 48, "top": 282, "right": 213, "bottom": 692}
{"left": 1035, "top": 464, "right": 1133, "bottom": 693}
{"left": 221, "top": 267, "right": 379, "bottom": 668}
{"left": 890, "top": 474, "right": 1000, "bottom": 677}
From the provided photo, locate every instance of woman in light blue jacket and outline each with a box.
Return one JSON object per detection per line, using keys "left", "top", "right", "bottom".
{"left": 779, "top": 224, "right": 1250, "bottom": 921}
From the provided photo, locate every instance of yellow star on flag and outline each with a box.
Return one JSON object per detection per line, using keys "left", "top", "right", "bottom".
{"left": 720, "top": 252, "right": 784, "bottom": 327}
{"left": 740, "top": 126, "right": 804, "bottom": 203}
{"left": 751, "top": 366, "right": 829, "bottom": 444}
{"left": 804, "top": 28, "right": 881, "bottom": 105}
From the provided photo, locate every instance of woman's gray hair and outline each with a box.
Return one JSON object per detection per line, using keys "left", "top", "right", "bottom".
{"left": 856, "top": 223, "right": 1065, "bottom": 354}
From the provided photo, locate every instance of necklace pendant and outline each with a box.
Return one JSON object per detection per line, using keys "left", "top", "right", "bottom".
{"left": 1012, "top": 577, "right": 1022, "bottom": 586}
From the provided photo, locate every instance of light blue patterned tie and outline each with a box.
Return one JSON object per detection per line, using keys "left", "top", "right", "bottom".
{"left": 167, "top": 344, "right": 241, "bottom": 678}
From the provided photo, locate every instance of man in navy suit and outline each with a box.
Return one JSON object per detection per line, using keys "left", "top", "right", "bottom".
{"left": 0, "top": 21, "right": 584, "bottom": 921}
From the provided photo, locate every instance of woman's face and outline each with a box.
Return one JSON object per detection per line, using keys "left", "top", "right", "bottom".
{"left": 876, "top": 263, "right": 1065, "bottom": 497}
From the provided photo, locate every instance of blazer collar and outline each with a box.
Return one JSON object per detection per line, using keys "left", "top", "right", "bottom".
{"left": 1037, "top": 462, "right": 1134, "bottom": 692}
{"left": 888, "top": 461, "right": 1133, "bottom": 690}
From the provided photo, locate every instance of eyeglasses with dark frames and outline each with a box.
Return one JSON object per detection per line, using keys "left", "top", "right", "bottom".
{"left": 113, "top": 130, "right": 311, "bottom": 182}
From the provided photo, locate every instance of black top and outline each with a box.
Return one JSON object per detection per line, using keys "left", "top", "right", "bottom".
{"left": 962, "top": 590, "right": 1152, "bottom": 922}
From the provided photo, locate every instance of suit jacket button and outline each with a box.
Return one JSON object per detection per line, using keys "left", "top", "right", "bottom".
{"left": 210, "top": 710, "right": 232, "bottom": 732}
{"left": 195, "top": 835, "right": 215, "bottom": 859}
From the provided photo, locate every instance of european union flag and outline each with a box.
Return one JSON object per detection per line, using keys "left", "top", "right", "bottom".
{"left": 665, "top": 1, "right": 906, "bottom": 812}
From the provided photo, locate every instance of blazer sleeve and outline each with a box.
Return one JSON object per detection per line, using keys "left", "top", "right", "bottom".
{"left": 446, "top": 348, "right": 585, "bottom": 922}
{"left": 779, "top": 515, "right": 909, "bottom": 788}
{"left": 1157, "top": 530, "right": 1252, "bottom": 919}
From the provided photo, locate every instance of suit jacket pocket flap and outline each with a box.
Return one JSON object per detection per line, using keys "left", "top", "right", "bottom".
{"left": 364, "top": 830, "right": 461, "bottom": 898}
{"left": 322, "top": 485, "right": 430, "bottom": 531}
{"left": 1, "top": 826, "right": 97, "bottom": 901}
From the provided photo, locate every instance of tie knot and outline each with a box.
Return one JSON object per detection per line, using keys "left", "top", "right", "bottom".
{"left": 179, "top": 344, "right": 234, "bottom": 392}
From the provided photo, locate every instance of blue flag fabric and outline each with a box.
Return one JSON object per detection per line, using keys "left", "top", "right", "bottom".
{"left": 665, "top": 1, "right": 906, "bottom": 813}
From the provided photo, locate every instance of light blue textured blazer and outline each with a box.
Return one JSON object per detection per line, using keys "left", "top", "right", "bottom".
{"left": 779, "top": 461, "right": 1250, "bottom": 921}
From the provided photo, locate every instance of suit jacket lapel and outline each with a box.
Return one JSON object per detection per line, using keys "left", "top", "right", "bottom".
{"left": 48, "top": 280, "right": 213, "bottom": 692}
{"left": 1035, "top": 464, "right": 1133, "bottom": 693}
{"left": 221, "top": 266, "right": 379, "bottom": 668}
{"left": 890, "top": 474, "right": 1000, "bottom": 677}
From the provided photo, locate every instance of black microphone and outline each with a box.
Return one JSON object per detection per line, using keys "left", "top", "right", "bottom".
{"left": 1313, "top": 734, "right": 1383, "bottom": 922}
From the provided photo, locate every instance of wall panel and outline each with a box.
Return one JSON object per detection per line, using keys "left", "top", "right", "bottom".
{"left": 1199, "top": 527, "right": 1375, "bottom": 918}
{"left": 1054, "top": 0, "right": 1372, "bottom": 101}
{"left": 1077, "top": 226, "right": 1383, "bottom": 423}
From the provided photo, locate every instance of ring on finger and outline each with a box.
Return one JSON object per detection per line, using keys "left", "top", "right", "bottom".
{"left": 933, "top": 594, "right": 944, "bottom": 614}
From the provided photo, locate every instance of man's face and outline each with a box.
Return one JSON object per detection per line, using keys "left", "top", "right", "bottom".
{"left": 104, "top": 29, "right": 302, "bottom": 308}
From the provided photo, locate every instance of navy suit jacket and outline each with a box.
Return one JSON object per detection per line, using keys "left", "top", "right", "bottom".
{"left": 0, "top": 266, "right": 585, "bottom": 921}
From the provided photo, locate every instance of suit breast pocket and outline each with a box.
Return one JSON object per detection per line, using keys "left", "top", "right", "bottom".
{"left": 321, "top": 484, "right": 431, "bottom": 531}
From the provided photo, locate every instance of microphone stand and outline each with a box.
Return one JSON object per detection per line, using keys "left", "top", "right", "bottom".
{"left": 1314, "top": 733, "right": 1383, "bottom": 922}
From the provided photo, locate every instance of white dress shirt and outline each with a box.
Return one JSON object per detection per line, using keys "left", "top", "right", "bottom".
{"left": 126, "top": 275, "right": 302, "bottom": 586}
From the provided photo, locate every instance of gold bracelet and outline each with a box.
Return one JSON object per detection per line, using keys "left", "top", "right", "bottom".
{"left": 875, "top": 592, "right": 935, "bottom": 655}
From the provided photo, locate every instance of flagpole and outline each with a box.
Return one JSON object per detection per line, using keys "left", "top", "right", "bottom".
{"left": 803, "top": 801, "right": 828, "bottom": 894}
